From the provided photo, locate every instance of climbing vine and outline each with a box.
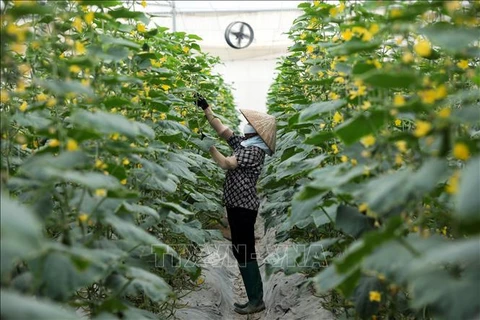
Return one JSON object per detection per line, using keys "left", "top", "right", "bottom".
{"left": 1, "top": 0, "right": 237, "bottom": 318}
{"left": 262, "top": 1, "right": 479, "bottom": 319}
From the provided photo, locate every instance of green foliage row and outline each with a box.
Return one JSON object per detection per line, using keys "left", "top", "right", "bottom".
{"left": 261, "top": 1, "right": 480, "bottom": 319}
{"left": 1, "top": 0, "right": 237, "bottom": 318}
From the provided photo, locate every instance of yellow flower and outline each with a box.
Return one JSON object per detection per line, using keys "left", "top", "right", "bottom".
{"left": 393, "top": 95, "right": 405, "bottom": 107}
{"left": 95, "top": 159, "right": 104, "bottom": 169}
{"left": 120, "top": 178, "right": 127, "bottom": 185}
{"left": 95, "top": 189, "right": 107, "bottom": 197}
{"left": 329, "top": 7, "right": 338, "bottom": 17}
{"left": 361, "top": 101, "right": 371, "bottom": 110}
{"left": 110, "top": 133, "right": 120, "bottom": 141}
{"left": 46, "top": 98, "right": 57, "bottom": 108}
{"left": 331, "top": 144, "right": 339, "bottom": 154}
{"left": 85, "top": 11, "right": 94, "bottom": 25}
{"left": 182, "top": 46, "right": 190, "bottom": 54}
{"left": 31, "top": 41, "right": 40, "bottom": 50}
{"left": 453, "top": 142, "right": 470, "bottom": 160}
{"left": 159, "top": 113, "right": 167, "bottom": 120}
{"left": 69, "top": 65, "right": 82, "bottom": 73}
{"left": 395, "top": 154, "right": 404, "bottom": 165}
{"left": 48, "top": 139, "right": 60, "bottom": 148}
{"left": 340, "top": 155, "right": 348, "bottom": 162}
{"left": 414, "top": 39, "right": 432, "bottom": 57}
{"left": 457, "top": 60, "right": 469, "bottom": 70}
{"left": 18, "top": 64, "right": 31, "bottom": 75}
{"left": 137, "top": 23, "right": 146, "bottom": 33}
{"left": 350, "top": 158, "right": 358, "bottom": 166}
{"left": 390, "top": 8, "right": 403, "bottom": 18}
{"left": 434, "top": 85, "right": 447, "bottom": 100}
{"left": 359, "top": 203, "right": 369, "bottom": 212}
{"left": 141, "top": 0, "right": 147, "bottom": 8}
{"left": 394, "top": 119, "right": 402, "bottom": 126}
{"left": 306, "top": 45, "right": 314, "bottom": 54}
{"left": 334, "top": 76, "right": 345, "bottom": 84}
{"left": 367, "top": 59, "right": 382, "bottom": 69}
{"left": 72, "top": 16, "right": 83, "bottom": 32}
{"left": 361, "top": 31, "right": 373, "bottom": 42}
{"left": 193, "top": 127, "right": 199, "bottom": 134}
{"left": 445, "top": 1, "right": 462, "bottom": 13}
{"left": 78, "top": 213, "right": 89, "bottom": 223}
{"left": 180, "top": 121, "right": 186, "bottom": 126}
{"left": 131, "top": 96, "right": 140, "bottom": 103}
{"left": 369, "top": 291, "right": 382, "bottom": 302}
{"left": 19, "top": 101, "right": 28, "bottom": 112}
{"left": 445, "top": 171, "right": 460, "bottom": 194}
{"left": 438, "top": 107, "right": 451, "bottom": 119}
{"left": 75, "top": 41, "right": 86, "bottom": 55}
{"left": 369, "top": 23, "right": 380, "bottom": 35}
{"left": 300, "top": 32, "right": 307, "bottom": 40}
{"left": 419, "top": 89, "right": 436, "bottom": 104}
{"left": 196, "top": 276, "right": 205, "bottom": 285}
{"left": 37, "top": 93, "right": 47, "bottom": 102}
{"left": 395, "top": 140, "right": 408, "bottom": 153}
{"left": 360, "top": 135, "right": 376, "bottom": 148}
{"left": 66, "top": 139, "right": 79, "bottom": 151}
{"left": 402, "top": 52, "right": 414, "bottom": 64}
{"left": 16, "top": 80, "right": 26, "bottom": 93}
{"left": 122, "top": 158, "right": 130, "bottom": 165}
{"left": 341, "top": 29, "right": 353, "bottom": 41}
{"left": 161, "top": 84, "right": 170, "bottom": 91}
{"left": 328, "top": 92, "right": 339, "bottom": 100}
{"left": 414, "top": 120, "right": 432, "bottom": 137}
{"left": 332, "top": 111, "right": 344, "bottom": 124}
{"left": 319, "top": 123, "right": 326, "bottom": 129}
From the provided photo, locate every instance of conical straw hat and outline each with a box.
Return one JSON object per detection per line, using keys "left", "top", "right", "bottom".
{"left": 240, "top": 109, "right": 276, "bottom": 155}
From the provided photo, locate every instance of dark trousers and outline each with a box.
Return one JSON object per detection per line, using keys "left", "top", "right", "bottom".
{"left": 226, "top": 207, "right": 258, "bottom": 265}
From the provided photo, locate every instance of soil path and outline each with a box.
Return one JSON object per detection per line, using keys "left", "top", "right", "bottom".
{"left": 174, "top": 216, "right": 334, "bottom": 320}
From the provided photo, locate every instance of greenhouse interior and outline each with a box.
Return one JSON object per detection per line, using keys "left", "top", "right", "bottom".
{"left": 1, "top": 1, "right": 479, "bottom": 320}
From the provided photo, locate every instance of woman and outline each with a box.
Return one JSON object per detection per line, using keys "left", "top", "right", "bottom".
{"left": 195, "top": 94, "right": 276, "bottom": 315}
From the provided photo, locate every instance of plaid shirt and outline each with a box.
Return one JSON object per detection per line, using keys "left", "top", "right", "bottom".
{"left": 223, "top": 134, "right": 266, "bottom": 210}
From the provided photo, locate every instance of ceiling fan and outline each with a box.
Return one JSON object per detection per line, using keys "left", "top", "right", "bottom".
{"left": 224, "top": 21, "right": 254, "bottom": 49}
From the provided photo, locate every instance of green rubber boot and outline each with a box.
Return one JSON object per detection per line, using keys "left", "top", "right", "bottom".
{"left": 234, "top": 260, "right": 265, "bottom": 314}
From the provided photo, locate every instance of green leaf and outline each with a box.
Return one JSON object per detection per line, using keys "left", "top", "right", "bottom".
{"left": 78, "top": 0, "right": 120, "bottom": 7}
{"left": 304, "top": 131, "right": 335, "bottom": 146}
{"left": 359, "top": 158, "right": 448, "bottom": 215}
{"left": 121, "top": 202, "right": 159, "bottom": 220}
{"left": 455, "top": 156, "right": 480, "bottom": 222}
{"left": 1, "top": 193, "right": 44, "bottom": 280}
{"left": 421, "top": 22, "right": 480, "bottom": 52}
{"left": 126, "top": 267, "right": 171, "bottom": 302}
{"left": 328, "top": 40, "right": 381, "bottom": 55}
{"left": 70, "top": 109, "right": 155, "bottom": 139}
{"left": 335, "top": 111, "right": 387, "bottom": 145}
{"left": 352, "top": 276, "right": 383, "bottom": 318}
{"left": 336, "top": 205, "right": 374, "bottom": 239}
{"left": 11, "top": 112, "right": 51, "bottom": 130}
{"left": 106, "top": 215, "right": 163, "bottom": 246}
{"left": 108, "top": 7, "right": 150, "bottom": 24}
{"left": 0, "top": 290, "right": 78, "bottom": 320}
{"left": 39, "top": 251, "right": 106, "bottom": 301}
{"left": 155, "top": 201, "right": 195, "bottom": 216}
{"left": 360, "top": 69, "right": 420, "bottom": 89}
{"left": 409, "top": 268, "right": 480, "bottom": 320}
{"left": 335, "top": 216, "right": 404, "bottom": 274}
{"left": 98, "top": 34, "right": 141, "bottom": 49}
{"left": 299, "top": 99, "right": 347, "bottom": 121}
{"left": 167, "top": 220, "right": 207, "bottom": 244}
{"left": 34, "top": 79, "right": 95, "bottom": 97}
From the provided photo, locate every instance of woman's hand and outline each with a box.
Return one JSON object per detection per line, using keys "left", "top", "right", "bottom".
{"left": 194, "top": 93, "right": 209, "bottom": 110}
